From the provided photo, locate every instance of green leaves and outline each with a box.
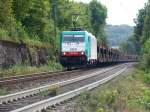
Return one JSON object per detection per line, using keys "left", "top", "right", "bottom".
{"left": 144, "top": 73, "right": 150, "bottom": 84}
{"left": 12, "top": 0, "right": 33, "bottom": 21}
{"left": 89, "top": 0, "right": 107, "bottom": 41}
{"left": 23, "top": 0, "right": 51, "bottom": 40}
{"left": 142, "top": 3, "right": 150, "bottom": 44}
{"left": 0, "top": 0, "right": 108, "bottom": 48}
{"left": 134, "top": 1, "right": 150, "bottom": 50}
{"left": 0, "top": 0, "right": 14, "bottom": 28}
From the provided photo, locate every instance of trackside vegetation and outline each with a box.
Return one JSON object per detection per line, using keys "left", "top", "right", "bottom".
{"left": 76, "top": 0, "right": 150, "bottom": 110}
{"left": 114, "top": 2, "right": 150, "bottom": 111}
{"left": 0, "top": 0, "right": 149, "bottom": 111}
{"left": 0, "top": 0, "right": 107, "bottom": 76}
{"left": 121, "top": 0, "right": 150, "bottom": 67}
{"left": 77, "top": 68, "right": 150, "bottom": 112}
{"left": 0, "top": 61, "right": 63, "bottom": 78}
{"left": 0, "top": 0, "right": 107, "bottom": 48}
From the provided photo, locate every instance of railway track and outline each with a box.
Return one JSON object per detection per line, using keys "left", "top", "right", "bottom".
{"left": 0, "top": 70, "right": 77, "bottom": 86}
{"left": 0, "top": 67, "right": 87, "bottom": 83}
{"left": 0, "top": 68, "right": 91, "bottom": 93}
{"left": 0, "top": 63, "right": 133, "bottom": 112}
{"left": 0, "top": 65, "right": 118, "bottom": 87}
{"left": 0, "top": 64, "right": 121, "bottom": 94}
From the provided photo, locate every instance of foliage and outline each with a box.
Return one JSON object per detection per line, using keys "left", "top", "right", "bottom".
{"left": 140, "top": 38, "right": 150, "bottom": 70}
{"left": 23, "top": 0, "right": 53, "bottom": 42}
{"left": 77, "top": 69, "right": 150, "bottom": 112}
{"left": 142, "top": 2, "right": 150, "bottom": 44}
{"left": 0, "top": 88, "right": 8, "bottom": 96}
{"left": 53, "top": 0, "right": 73, "bottom": 30}
{"left": 0, "top": 0, "right": 13, "bottom": 26}
{"left": 120, "top": 36, "right": 139, "bottom": 54}
{"left": 143, "top": 38, "right": 150, "bottom": 54}
{"left": 0, "top": 61, "right": 63, "bottom": 78}
{"left": 123, "top": 0, "right": 150, "bottom": 56}
{"left": 130, "top": 0, "right": 150, "bottom": 69}
{"left": 134, "top": 7, "right": 146, "bottom": 42}
{"left": 140, "top": 54, "right": 150, "bottom": 71}
{"left": 139, "top": 1, "right": 150, "bottom": 69}
{"left": 144, "top": 73, "right": 150, "bottom": 84}
{"left": 12, "top": 0, "right": 33, "bottom": 21}
{"left": 0, "top": 0, "right": 107, "bottom": 50}
{"left": 89, "top": 0, "right": 107, "bottom": 42}
{"left": 106, "top": 25, "right": 133, "bottom": 47}
{"left": 0, "top": 28, "right": 10, "bottom": 41}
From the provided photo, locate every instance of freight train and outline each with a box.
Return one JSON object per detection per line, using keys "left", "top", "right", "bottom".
{"left": 59, "top": 30, "right": 137, "bottom": 69}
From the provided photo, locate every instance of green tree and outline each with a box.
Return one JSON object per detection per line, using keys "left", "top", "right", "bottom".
{"left": 134, "top": 0, "right": 150, "bottom": 69}
{"left": 0, "top": 0, "right": 13, "bottom": 26}
{"left": 120, "top": 36, "right": 138, "bottom": 54}
{"left": 0, "top": 0, "right": 26, "bottom": 41}
{"left": 134, "top": 7, "right": 147, "bottom": 54}
{"left": 0, "top": 0, "right": 108, "bottom": 48}
{"left": 70, "top": 2, "right": 91, "bottom": 31}
{"left": 134, "top": 7, "right": 146, "bottom": 42}
{"left": 12, "top": 0, "right": 33, "bottom": 22}
{"left": 142, "top": 1, "right": 150, "bottom": 44}
{"left": 52, "top": 0, "right": 72, "bottom": 30}
{"left": 23, "top": 0, "right": 53, "bottom": 42}
{"left": 89, "top": 0, "right": 107, "bottom": 41}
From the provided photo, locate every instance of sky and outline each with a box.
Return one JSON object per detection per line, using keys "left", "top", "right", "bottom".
{"left": 74, "top": 0, "right": 147, "bottom": 26}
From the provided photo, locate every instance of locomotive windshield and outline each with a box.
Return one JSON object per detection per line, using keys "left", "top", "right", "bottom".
{"left": 63, "top": 35, "right": 84, "bottom": 43}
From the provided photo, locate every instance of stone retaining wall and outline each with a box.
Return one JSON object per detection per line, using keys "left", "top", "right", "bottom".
{"left": 0, "top": 41, "right": 48, "bottom": 69}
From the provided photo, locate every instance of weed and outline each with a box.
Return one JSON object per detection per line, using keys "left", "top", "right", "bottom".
{"left": 144, "top": 73, "right": 150, "bottom": 85}
{"left": 0, "top": 61, "right": 63, "bottom": 78}
{"left": 0, "top": 88, "right": 8, "bottom": 96}
{"left": 77, "top": 69, "right": 150, "bottom": 112}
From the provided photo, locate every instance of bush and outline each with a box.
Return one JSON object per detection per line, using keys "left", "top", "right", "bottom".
{"left": 0, "top": 20, "right": 29, "bottom": 43}
{"left": 144, "top": 73, "right": 150, "bottom": 84}
{"left": 140, "top": 38, "right": 150, "bottom": 71}
{"left": 0, "top": 88, "right": 8, "bottom": 96}
{"left": 140, "top": 54, "right": 150, "bottom": 71}
{"left": 96, "top": 108, "right": 104, "bottom": 112}
{"left": 0, "top": 61, "right": 63, "bottom": 77}
{"left": 77, "top": 69, "right": 150, "bottom": 112}
{"left": 0, "top": 28, "right": 10, "bottom": 41}
{"left": 138, "top": 86, "right": 150, "bottom": 110}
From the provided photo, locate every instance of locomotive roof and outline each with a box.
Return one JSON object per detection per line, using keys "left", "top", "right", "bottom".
{"left": 62, "top": 30, "right": 89, "bottom": 33}
{"left": 87, "top": 32, "right": 96, "bottom": 39}
{"left": 62, "top": 31, "right": 96, "bottom": 39}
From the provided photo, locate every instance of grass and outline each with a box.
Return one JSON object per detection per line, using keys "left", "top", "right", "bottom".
{"left": 0, "top": 88, "right": 8, "bottom": 96}
{"left": 39, "top": 85, "right": 59, "bottom": 97}
{"left": 0, "top": 61, "right": 62, "bottom": 96}
{"left": 0, "top": 27, "right": 52, "bottom": 49}
{"left": 0, "top": 61, "right": 63, "bottom": 78}
{"left": 23, "top": 38, "right": 52, "bottom": 49}
{"left": 76, "top": 68, "right": 150, "bottom": 112}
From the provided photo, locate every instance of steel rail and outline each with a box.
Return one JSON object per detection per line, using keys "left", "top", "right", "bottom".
{"left": 0, "top": 70, "right": 63, "bottom": 81}
{"left": 0, "top": 69, "right": 82, "bottom": 86}
{"left": 0, "top": 64, "right": 127, "bottom": 104}
{"left": 11, "top": 67, "right": 128, "bottom": 112}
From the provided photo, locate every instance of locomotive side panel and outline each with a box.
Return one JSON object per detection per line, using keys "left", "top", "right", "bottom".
{"left": 89, "top": 34, "right": 97, "bottom": 60}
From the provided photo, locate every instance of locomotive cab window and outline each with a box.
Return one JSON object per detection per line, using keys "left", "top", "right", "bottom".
{"left": 63, "top": 35, "right": 84, "bottom": 43}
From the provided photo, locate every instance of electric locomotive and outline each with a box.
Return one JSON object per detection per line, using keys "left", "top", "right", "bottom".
{"left": 59, "top": 31, "right": 97, "bottom": 68}
{"left": 59, "top": 30, "right": 138, "bottom": 69}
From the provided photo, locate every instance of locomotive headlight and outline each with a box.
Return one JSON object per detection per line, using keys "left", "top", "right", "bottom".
{"left": 63, "top": 52, "right": 66, "bottom": 55}
{"left": 81, "top": 52, "right": 84, "bottom": 55}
